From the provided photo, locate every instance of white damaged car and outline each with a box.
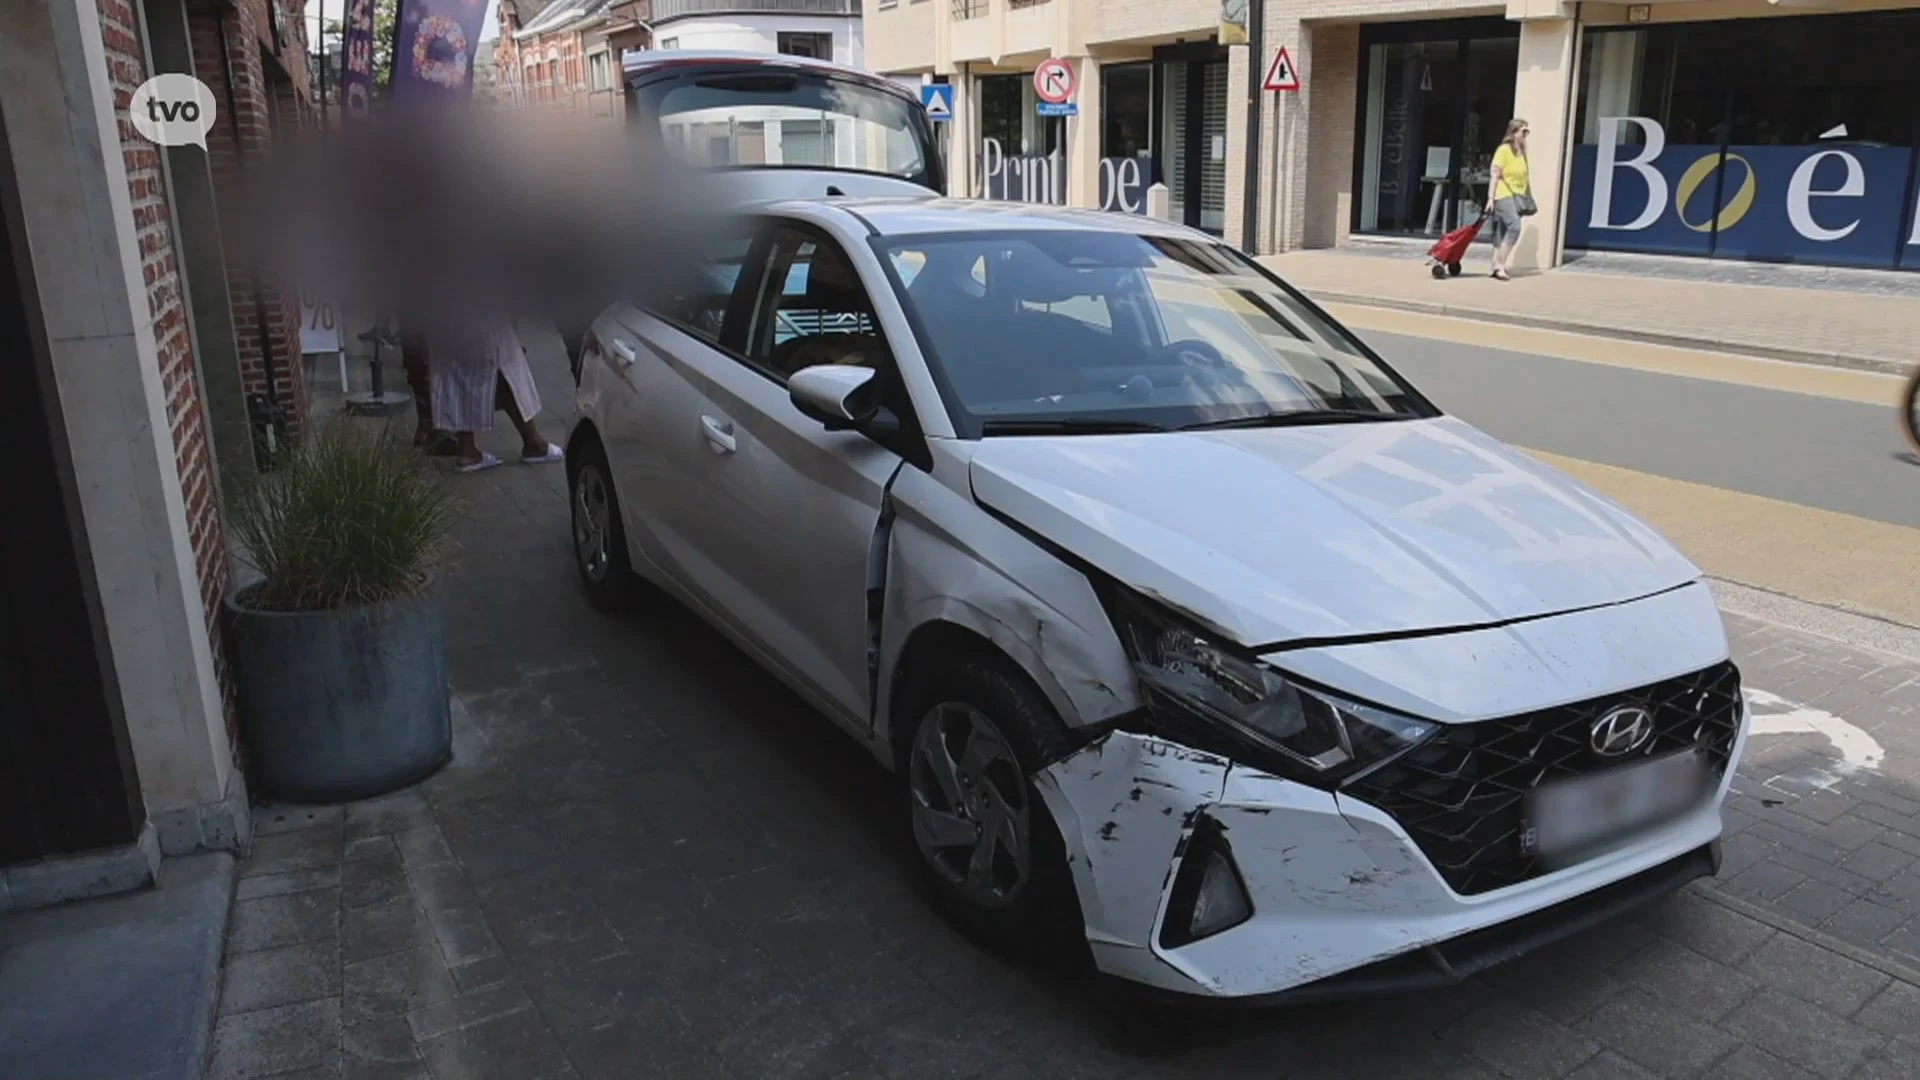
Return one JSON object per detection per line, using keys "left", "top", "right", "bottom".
{"left": 566, "top": 198, "right": 1748, "bottom": 1002}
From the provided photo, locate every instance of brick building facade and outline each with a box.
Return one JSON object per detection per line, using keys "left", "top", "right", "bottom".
{"left": 497, "top": 0, "right": 649, "bottom": 116}
{"left": 1, "top": 0, "right": 315, "bottom": 907}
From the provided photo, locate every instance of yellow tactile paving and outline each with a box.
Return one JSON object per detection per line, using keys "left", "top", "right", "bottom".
{"left": 1522, "top": 448, "right": 1920, "bottom": 629}
{"left": 1330, "top": 304, "right": 1907, "bottom": 409}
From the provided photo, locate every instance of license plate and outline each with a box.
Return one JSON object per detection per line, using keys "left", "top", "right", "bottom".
{"left": 1522, "top": 750, "right": 1710, "bottom": 861}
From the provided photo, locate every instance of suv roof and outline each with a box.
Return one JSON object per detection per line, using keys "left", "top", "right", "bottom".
{"left": 621, "top": 50, "right": 918, "bottom": 101}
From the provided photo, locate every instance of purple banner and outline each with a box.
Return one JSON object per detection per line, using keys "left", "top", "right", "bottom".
{"left": 389, "top": 0, "right": 489, "bottom": 102}
{"left": 339, "top": 0, "right": 377, "bottom": 121}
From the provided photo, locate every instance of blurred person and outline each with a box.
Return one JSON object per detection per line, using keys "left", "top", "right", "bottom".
{"left": 399, "top": 321, "right": 455, "bottom": 454}
{"left": 429, "top": 317, "right": 562, "bottom": 473}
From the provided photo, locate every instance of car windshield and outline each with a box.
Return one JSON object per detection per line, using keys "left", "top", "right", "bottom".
{"left": 880, "top": 230, "right": 1432, "bottom": 435}
{"left": 643, "top": 72, "right": 934, "bottom": 189}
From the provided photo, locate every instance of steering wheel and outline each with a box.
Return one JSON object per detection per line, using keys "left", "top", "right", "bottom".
{"left": 1161, "top": 338, "right": 1230, "bottom": 370}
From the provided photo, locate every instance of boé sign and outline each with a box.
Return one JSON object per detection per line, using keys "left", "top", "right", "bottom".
{"left": 1567, "top": 117, "right": 1920, "bottom": 269}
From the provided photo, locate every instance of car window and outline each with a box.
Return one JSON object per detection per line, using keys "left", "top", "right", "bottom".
{"left": 655, "top": 230, "right": 755, "bottom": 343}
{"left": 878, "top": 229, "right": 1430, "bottom": 435}
{"left": 746, "top": 227, "right": 888, "bottom": 380}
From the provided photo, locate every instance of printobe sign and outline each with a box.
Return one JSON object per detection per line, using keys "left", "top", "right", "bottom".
{"left": 1566, "top": 117, "right": 1920, "bottom": 270}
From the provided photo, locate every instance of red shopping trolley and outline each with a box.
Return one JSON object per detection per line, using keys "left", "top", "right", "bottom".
{"left": 1426, "top": 210, "right": 1488, "bottom": 279}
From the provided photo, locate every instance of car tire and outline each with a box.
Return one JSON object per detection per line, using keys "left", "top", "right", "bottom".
{"left": 899, "top": 652, "right": 1086, "bottom": 966}
{"left": 568, "top": 437, "right": 643, "bottom": 612}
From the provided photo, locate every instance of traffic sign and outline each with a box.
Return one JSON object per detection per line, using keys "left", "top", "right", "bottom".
{"left": 920, "top": 83, "right": 953, "bottom": 121}
{"left": 1037, "top": 102, "right": 1077, "bottom": 118}
{"left": 1264, "top": 46, "right": 1300, "bottom": 92}
{"left": 1034, "top": 58, "right": 1076, "bottom": 105}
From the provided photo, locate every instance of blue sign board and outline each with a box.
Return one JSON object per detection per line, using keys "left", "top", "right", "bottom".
{"left": 1567, "top": 117, "right": 1920, "bottom": 270}
{"left": 1037, "top": 102, "right": 1078, "bottom": 118}
{"left": 920, "top": 83, "right": 953, "bottom": 122}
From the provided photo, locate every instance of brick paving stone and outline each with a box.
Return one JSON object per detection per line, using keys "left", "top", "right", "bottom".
{"left": 204, "top": 332, "right": 1920, "bottom": 1080}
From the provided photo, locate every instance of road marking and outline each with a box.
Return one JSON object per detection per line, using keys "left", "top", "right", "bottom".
{"left": 1332, "top": 303, "right": 1904, "bottom": 407}
{"left": 1744, "top": 687, "right": 1886, "bottom": 788}
{"left": 1520, "top": 448, "right": 1920, "bottom": 629}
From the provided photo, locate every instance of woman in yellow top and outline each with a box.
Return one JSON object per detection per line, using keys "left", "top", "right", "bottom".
{"left": 1485, "top": 118, "right": 1531, "bottom": 281}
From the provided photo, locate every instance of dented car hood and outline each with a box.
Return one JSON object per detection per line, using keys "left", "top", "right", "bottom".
{"left": 967, "top": 415, "right": 1701, "bottom": 648}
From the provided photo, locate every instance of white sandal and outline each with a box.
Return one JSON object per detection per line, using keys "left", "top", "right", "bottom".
{"left": 521, "top": 443, "right": 564, "bottom": 465}
{"left": 455, "top": 452, "right": 502, "bottom": 473}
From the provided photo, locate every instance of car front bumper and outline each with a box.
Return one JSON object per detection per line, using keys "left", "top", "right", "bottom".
{"left": 1034, "top": 709, "right": 1749, "bottom": 1001}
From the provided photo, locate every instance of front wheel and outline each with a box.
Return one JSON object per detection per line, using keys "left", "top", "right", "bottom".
{"left": 900, "top": 655, "right": 1085, "bottom": 964}
{"left": 568, "top": 438, "right": 644, "bottom": 612}
{"left": 1902, "top": 366, "right": 1920, "bottom": 458}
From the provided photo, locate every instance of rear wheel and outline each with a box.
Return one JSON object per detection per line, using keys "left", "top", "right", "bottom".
{"left": 568, "top": 437, "right": 643, "bottom": 612}
{"left": 1447, "top": 260, "right": 1464, "bottom": 277}
{"left": 900, "top": 654, "right": 1085, "bottom": 964}
{"left": 1902, "top": 366, "right": 1920, "bottom": 458}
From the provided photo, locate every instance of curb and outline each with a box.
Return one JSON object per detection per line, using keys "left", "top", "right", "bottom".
{"left": 1692, "top": 880, "right": 1920, "bottom": 989}
{"left": 1306, "top": 289, "right": 1909, "bottom": 377}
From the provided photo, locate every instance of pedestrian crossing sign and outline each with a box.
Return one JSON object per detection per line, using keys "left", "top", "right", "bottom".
{"left": 920, "top": 84, "right": 954, "bottom": 122}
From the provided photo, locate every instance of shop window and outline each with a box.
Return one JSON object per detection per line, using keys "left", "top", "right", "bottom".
{"left": 1570, "top": 10, "right": 1920, "bottom": 268}
{"left": 778, "top": 32, "right": 833, "bottom": 61}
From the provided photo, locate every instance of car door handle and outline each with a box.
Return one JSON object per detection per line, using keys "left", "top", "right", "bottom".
{"left": 607, "top": 337, "right": 637, "bottom": 367}
{"left": 700, "top": 415, "right": 736, "bottom": 454}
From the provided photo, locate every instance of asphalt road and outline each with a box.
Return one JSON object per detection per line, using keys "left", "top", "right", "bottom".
{"left": 1359, "top": 328, "right": 1920, "bottom": 530}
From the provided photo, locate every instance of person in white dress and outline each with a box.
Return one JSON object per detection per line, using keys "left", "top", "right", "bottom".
{"left": 429, "top": 317, "right": 563, "bottom": 473}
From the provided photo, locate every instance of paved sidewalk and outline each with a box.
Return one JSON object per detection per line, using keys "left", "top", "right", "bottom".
{"left": 1259, "top": 249, "right": 1920, "bottom": 374}
{"left": 202, "top": 327, "right": 1920, "bottom": 1080}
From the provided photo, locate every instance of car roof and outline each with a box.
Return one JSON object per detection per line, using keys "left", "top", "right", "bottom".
{"left": 620, "top": 50, "right": 916, "bottom": 100}
{"left": 761, "top": 197, "right": 1217, "bottom": 242}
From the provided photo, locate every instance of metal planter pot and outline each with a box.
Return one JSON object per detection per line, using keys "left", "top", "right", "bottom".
{"left": 228, "top": 587, "right": 451, "bottom": 804}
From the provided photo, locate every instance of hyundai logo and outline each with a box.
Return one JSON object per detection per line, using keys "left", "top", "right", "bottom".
{"left": 1591, "top": 706, "right": 1655, "bottom": 757}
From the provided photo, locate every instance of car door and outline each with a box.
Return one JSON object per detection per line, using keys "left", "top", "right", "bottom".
{"left": 668, "top": 220, "right": 913, "bottom": 728}
{"left": 592, "top": 225, "right": 761, "bottom": 591}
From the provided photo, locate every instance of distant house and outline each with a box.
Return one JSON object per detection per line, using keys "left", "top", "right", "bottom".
{"left": 495, "top": 0, "right": 652, "bottom": 117}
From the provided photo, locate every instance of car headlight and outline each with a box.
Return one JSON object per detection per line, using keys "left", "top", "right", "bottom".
{"left": 1101, "top": 586, "right": 1436, "bottom": 786}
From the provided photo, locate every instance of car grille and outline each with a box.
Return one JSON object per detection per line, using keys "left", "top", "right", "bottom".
{"left": 1342, "top": 661, "right": 1744, "bottom": 897}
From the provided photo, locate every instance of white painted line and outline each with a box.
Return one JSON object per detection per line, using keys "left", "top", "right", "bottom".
{"left": 1743, "top": 687, "right": 1886, "bottom": 791}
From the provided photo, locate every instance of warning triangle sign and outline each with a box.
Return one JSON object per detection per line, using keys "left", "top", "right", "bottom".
{"left": 1264, "top": 46, "right": 1300, "bottom": 92}
{"left": 925, "top": 94, "right": 951, "bottom": 121}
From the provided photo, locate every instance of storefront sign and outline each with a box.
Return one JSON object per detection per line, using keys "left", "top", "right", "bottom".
{"left": 981, "top": 138, "right": 1064, "bottom": 205}
{"left": 1568, "top": 117, "right": 1920, "bottom": 269}
{"left": 389, "top": 0, "right": 489, "bottom": 102}
{"left": 299, "top": 290, "right": 342, "bottom": 355}
{"left": 1098, "top": 157, "right": 1149, "bottom": 215}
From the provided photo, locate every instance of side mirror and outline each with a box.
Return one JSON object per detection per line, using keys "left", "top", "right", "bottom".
{"left": 788, "top": 365, "right": 880, "bottom": 431}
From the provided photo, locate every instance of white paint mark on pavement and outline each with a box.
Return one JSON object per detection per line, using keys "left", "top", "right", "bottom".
{"left": 1743, "top": 688, "right": 1885, "bottom": 790}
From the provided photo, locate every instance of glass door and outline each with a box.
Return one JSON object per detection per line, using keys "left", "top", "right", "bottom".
{"left": 1154, "top": 46, "right": 1232, "bottom": 235}
{"left": 1355, "top": 19, "right": 1518, "bottom": 237}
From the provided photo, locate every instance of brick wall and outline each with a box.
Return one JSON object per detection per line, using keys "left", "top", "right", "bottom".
{"left": 94, "top": 0, "right": 238, "bottom": 732}
{"left": 1303, "top": 22, "right": 1358, "bottom": 249}
{"left": 188, "top": 0, "right": 311, "bottom": 439}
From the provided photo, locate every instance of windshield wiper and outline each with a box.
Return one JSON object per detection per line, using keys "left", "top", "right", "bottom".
{"left": 980, "top": 418, "right": 1170, "bottom": 436}
{"left": 1180, "top": 408, "right": 1410, "bottom": 431}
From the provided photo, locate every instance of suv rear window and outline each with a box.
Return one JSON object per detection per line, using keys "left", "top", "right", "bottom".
{"left": 630, "top": 69, "right": 938, "bottom": 191}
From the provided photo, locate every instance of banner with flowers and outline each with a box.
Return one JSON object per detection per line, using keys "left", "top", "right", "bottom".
{"left": 338, "top": 0, "right": 378, "bottom": 121}
{"left": 389, "top": 0, "right": 489, "bottom": 102}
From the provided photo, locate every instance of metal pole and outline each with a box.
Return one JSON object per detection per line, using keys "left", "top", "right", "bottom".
{"left": 1241, "top": 0, "right": 1264, "bottom": 252}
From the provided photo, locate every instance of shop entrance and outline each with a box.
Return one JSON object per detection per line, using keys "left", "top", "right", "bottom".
{"left": 1155, "top": 44, "right": 1230, "bottom": 235}
{"left": 1353, "top": 18, "right": 1519, "bottom": 238}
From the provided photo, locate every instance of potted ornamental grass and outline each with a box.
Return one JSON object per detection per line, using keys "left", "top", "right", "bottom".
{"left": 226, "top": 421, "right": 459, "bottom": 803}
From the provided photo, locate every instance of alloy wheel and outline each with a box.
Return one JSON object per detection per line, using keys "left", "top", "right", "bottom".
{"left": 908, "top": 702, "right": 1033, "bottom": 909}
